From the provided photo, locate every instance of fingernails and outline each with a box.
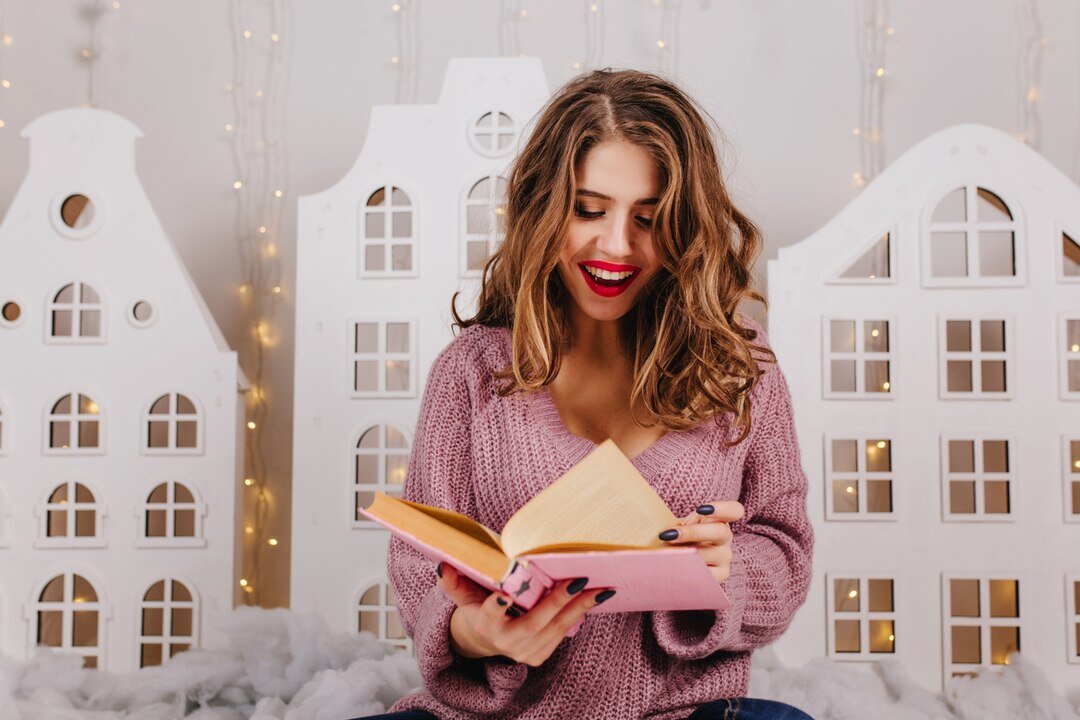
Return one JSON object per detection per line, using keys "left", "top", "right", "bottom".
{"left": 696, "top": 504, "right": 715, "bottom": 515}
{"left": 595, "top": 589, "right": 616, "bottom": 604}
{"left": 496, "top": 596, "right": 508, "bottom": 606}
{"left": 436, "top": 562, "right": 443, "bottom": 578}
{"left": 506, "top": 606, "right": 522, "bottom": 618}
{"left": 659, "top": 528, "right": 679, "bottom": 541}
{"left": 567, "top": 577, "right": 589, "bottom": 595}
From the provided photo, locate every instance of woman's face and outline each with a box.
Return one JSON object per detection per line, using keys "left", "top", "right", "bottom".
{"left": 556, "top": 139, "right": 663, "bottom": 325}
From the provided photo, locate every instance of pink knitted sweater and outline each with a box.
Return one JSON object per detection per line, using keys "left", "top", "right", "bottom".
{"left": 386, "top": 319, "right": 813, "bottom": 720}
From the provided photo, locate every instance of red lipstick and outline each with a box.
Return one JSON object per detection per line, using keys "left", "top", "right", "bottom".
{"left": 577, "top": 261, "right": 641, "bottom": 298}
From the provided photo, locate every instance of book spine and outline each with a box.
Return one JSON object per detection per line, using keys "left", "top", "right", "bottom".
{"left": 499, "top": 559, "right": 555, "bottom": 610}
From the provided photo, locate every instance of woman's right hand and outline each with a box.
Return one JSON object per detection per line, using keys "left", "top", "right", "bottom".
{"left": 437, "top": 562, "right": 612, "bottom": 667}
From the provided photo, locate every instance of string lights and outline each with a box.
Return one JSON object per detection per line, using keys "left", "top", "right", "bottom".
{"left": 499, "top": 0, "right": 525, "bottom": 57}
{"left": 390, "top": 2, "right": 420, "bottom": 104}
{"left": 1016, "top": 0, "right": 1045, "bottom": 150}
{"left": 655, "top": 0, "right": 681, "bottom": 78}
{"left": 577, "top": 1, "right": 604, "bottom": 73}
{"left": 77, "top": 0, "right": 121, "bottom": 109}
{"left": 853, "top": 0, "right": 891, "bottom": 188}
{"left": 226, "top": 0, "right": 293, "bottom": 605}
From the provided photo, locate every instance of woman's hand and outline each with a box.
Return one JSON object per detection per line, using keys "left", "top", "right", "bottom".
{"left": 437, "top": 563, "right": 613, "bottom": 667}
{"left": 658, "top": 500, "right": 745, "bottom": 584}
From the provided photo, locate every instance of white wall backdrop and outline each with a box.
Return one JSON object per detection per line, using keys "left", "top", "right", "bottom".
{"left": 1, "top": 0, "right": 1079, "bottom": 607}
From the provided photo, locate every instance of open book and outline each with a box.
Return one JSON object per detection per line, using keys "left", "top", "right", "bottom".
{"left": 359, "top": 438, "right": 730, "bottom": 619}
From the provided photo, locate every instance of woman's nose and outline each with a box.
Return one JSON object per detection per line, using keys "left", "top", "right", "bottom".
{"left": 594, "top": 215, "right": 633, "bottom": 257}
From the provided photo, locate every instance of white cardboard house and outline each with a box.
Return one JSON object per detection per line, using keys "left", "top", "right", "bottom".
{"left": 767, "top": 123, "right": 1080, "bottom": 693}
{"left": 0, "top": 108, "right": 245, "bottom": 672}
{"left": 290, "top": 57, "right": 549, "bottom": 646}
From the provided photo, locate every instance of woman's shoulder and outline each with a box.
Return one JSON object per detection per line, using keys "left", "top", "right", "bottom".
{"left": 428, "top": 323, "right": 511, "bottom": 388}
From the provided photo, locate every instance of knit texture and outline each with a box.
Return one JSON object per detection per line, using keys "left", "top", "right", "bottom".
{"left": 385, "top": 318, "right": 813, "bottom": 720}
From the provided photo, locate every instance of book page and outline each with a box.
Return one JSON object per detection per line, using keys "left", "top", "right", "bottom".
{"left": 500, "top": 439, "right": 678, "bottom": 559}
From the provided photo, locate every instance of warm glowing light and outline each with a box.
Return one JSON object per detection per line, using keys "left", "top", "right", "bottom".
{"left": 258, "top": 225, "right": 267, "bottom": 234}
{"left": 520, "top": 9, "right": 527, "bottom": 16}
{"left": 853, "top": 172, "right": 866, "bottom": 186}
{"left": 255, "top": 89, "right": 264, "bottom": 98}
{"left": 390, "top": 56, "right": 399, "bottom": 64}
{"left": 243, "top": 30, "right": 252, "bottom": 38}
{"left": 885, "top": 27, "right": 894, "bottom": 35}
{"left": 848, "top": 589, "right": 858, "bottom": 598}
{"left": 234, "top": 180, "right": 244, "bottom": 190}
{"left": 0, "top": 120, "right": 5, "bottom": 129}
{"left": 869, "top": 274, "right": 876, "bottom": 279}
{"left": 244, "top": 478, "right": 254, "bottom": 486}
{"left": 877, "top": 441, "right": 886, "bottom": 449}
{"left": 874, "top": 67, "right": 886, "bottom": 78}
{"left": 268, "top": 538, "right": 278, "bottom": 546}
{"left": 265, "top": 243, "right": 278, "bottom": 258}
{"left": 274, "top": 189, "right": 283, "bottom": 198}
{"left": 1071, "top": 344, "right": 1079, "bottom": 353}
{"left": 244, "top": 585, "right": 254, "bottom": 594}
{"left": 590, "top": 3, "right": 598, "bottom": 10}
{"left": 74, "top": 597, "right": 86, "bottom": 604}
{"left": 1, "top": 80, "right": 9, "bottom": 89}
{"left": 225, "top": 123, "right": 235, "bottom": 132}
{"left": 656, "top": 40, "right": 666, "bottom": 48}
{"left": 1026, "top": 86, "right": 1039, "bottom": 103}
{"left": 225, "top": 82, "right": 235, "bottom": 92}
{"left": 871, "top": 329, "right": 880, "bottom": 338}
{"left": 273, "top": 286, "right": 281, "bottom": 294}
{"left": 81, "top": 48, "right": 93, "bottom": 59}
{"left": 882, "top": 381, "right": 890, "bottom": 390}
{"left": 392, "top": 2, "right": 401, "bottom": 10}
{"left": 2, "top": 35, "right": 12, "bottom": 46}
{"left": 270, "top": 33, "right": 280, "bottom": 42}
{"left": 888, "top": 634, "right": 895, "bottom": 641}
{"left": 239, "top": 284, "right": 249, "bottom": 294}
{"left": 112, "top": 1, "right": 120, "bottom": 8}
{"left": 1074, "top": 460, "right": 1080, "bottom": 469}
{"left": 247, "top": 421, "right": 256, "bottom": 430}
{"left": 572, "top": 61, "right": 581, "bottom": 69}
{"left": 1039, "top": 36, "right": 1049, "bottom": 47}
{"left": 846, "top": 486, "right": 856, "bottom": 495}
{"left": 852, "top": 127, "right": 862, "bottom": 136}
{"left": 239, "top": 578, "right": 249, "bottom": 587}
{"left": 86, "top": 402, "right": 99, "bottom": 414}
{"left": 245, "top": 526, "right": 254, "bottom": 534}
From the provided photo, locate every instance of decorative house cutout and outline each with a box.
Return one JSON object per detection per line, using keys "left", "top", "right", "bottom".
{"left": 824, "top": 435, "right": 895, "bottom": 520}
{"left": 768, "top": 124, "right": 1080, "bottom": 694}
{"left": 0, "top": 108, "right": 244, "bottom": 671}
{"left": 291, "top": 58, "right": 549, "bottom": 645}
{"left": 830, "top": 227, "right": 895, "bottom": 283}
{"left": 356, "top": 580, "right": 411, "bottom": 653}
{"left": 822, "top": 316, "right": 894, "bottom": 397}
{"left": 826, "top": 574, "right": 897, "bottom": 659}
{"left": 942, "top": 575, "right": 1021, "bottom": 680}
{"left": 137, "top": 577, "right": 198, "bottom": 668}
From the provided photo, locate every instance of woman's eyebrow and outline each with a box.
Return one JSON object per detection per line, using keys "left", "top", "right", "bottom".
{"left": 576, "top": 188, "right": 659, "bottom": 206}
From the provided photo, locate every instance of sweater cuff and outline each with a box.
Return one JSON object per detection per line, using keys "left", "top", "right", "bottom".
{"left": 649, "top": 543, "right": 748, "bottom": 660}
{"left": 413, "top": 586, "right": 529, "bottom": 711}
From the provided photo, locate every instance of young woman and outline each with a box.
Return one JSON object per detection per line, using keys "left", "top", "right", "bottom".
{"left": 353, "top": 68, "right": 814, "bottom": 720}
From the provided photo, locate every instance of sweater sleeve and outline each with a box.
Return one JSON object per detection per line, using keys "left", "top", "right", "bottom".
{"left": 386, "top": 332, "right": 529, "bottom": 712}
{"left": 648, "top": 329, "right": 815, "bottom": 660}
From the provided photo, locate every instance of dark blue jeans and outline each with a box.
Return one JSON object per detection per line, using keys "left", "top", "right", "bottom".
{"left": 352, "top": 697, "right": 814, "bottom": 719}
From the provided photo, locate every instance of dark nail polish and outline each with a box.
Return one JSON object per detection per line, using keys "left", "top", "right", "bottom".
{"left": 567, "top": 577, "right": 589, "bottom": 595}
{"left": 595, "top": 589, "right": 616, "bottom": 604}
{"left": 496, "top": 596, "right": 508, "bottom": 606}
{"left": 696, "top": 504, "right": 715, "bottom": 515}
{"left": 506, "top": 606, "right": 522, "bottom": 618}
{"left": 436, "top": 562, "right": 443, "bottom": 578}
{"left": 659, "top": 529, "right": 679, "bottom": 541}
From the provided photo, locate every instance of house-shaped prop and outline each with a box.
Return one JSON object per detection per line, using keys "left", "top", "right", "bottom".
{"left": 767, "top": 123, "right": 1080, "bottom": 693}
{"left": 290, "top": 57, "right": 550, "bottom": 646}
{"left": 0, "top": 108, "right": 245, "bottom": 672}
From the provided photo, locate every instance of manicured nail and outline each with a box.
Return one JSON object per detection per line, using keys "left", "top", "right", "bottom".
{"left": 659, "top": 529, "right": 679, "bottom": 541}
{"left": 506, "top": 606, "right": 522, "bottom": 618}
{"left": 436, "top": 562, "right": 443, "bottom": 578}
{"left": 595, "top": 589, "right": 616, "bottom": 604}
{"left": 696, "top": 504, "right": 715, "bottom": 515}
{"left": 567, "top": 577, "right": 589, "bottom": 595}
{"left": 496, "top": 596, "right": 508, "bottom": 606}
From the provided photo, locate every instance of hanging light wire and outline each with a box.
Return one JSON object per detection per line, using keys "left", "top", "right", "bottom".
{"left": 854, "top": 0, "right": 890, "bottom": 187}
{"left": 1016, "top": 0, "right": 1045, "bottom": 150}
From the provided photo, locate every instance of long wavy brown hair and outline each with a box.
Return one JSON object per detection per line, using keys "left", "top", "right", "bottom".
{"left": 452, "top": 68, "right": 776, "bottom": 446}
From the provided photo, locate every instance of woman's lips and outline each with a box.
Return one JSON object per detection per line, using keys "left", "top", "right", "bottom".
{"left": 578, "top": 262, "right": 640, "bottom": 298}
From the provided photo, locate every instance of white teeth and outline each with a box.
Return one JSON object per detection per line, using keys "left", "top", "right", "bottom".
{"left": 584, "top": 266, "right": 633, "bottom": 281}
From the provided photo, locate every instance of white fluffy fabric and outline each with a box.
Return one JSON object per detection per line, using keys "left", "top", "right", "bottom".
{"left": 1, "top": 608, "right": 1077, "bottom": 720}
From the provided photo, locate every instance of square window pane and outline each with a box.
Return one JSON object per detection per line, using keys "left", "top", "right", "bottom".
{"left": 169, "top": 643, "right": 191, "bottom": 658}
{"left": 869, "top": 619, "right": 895, "bottom": 653}
{"left": 354, "top": 360, "right": 378, "bottom": 392}
{"left": 951, "top": 625, "right": 981, "bottom": 664}
{"left": 147, "top": 420, "right": 169, "bottom": 448}
{"left": 37, "top": 611, "right": 63, "bottom": 646}
{"left": 385, "top": 323, "right": 410, "bottom": 353}
{"left": 980, "top": 320, "right": 1006, "bottom": 352}
{"left": 864, "top": 360, "right": 890, "bottom": 393}
{"left": 830, "top": 320, "right": 856, "bottom": 352}
{"left": 978, "top": 232, "right": 1016, "bottom": 277}
{"left": 989, "top": 626, "right": 1019, "bottom": 664}
{"left": 949, "top": 440, "right": 975, "bottom": 473}
{"left": 832, "top": 439, "right": 858, "bottom": 472}
{"left": 834, "top": 578, "right": 860, "bottom": 612}
{"left": 950, "top": 481, "right": 976, "bottom": 514}
{"left": 74, "top": 510, "right": 95, "bottom": 537}
{"left": 950, "top": 579, "right": 980, "bottom": 617}
{"left": 172, "top": 608, "right": 193, "bottom": 636}
{"left": 364, "top": 212, "right": 384, "bottom": 238}
{"left": 1072, "top": 481, "right": 1080, "bottom": 516}
{"left": 983, "top": 481, "right": 1010, "bottom": 514}
{"left": 47, "top": 509, "right": 67, "bottom": 537}
{"left": 391, "top": 211, "right": 411, "bottom": 238}
{"left": 981, "top": 361, "right": 1007, "bottom": 392}
{"left": 50, "top": 421, "right": 71, "bottom": 449}
{"left": 864, "top": 321, "right": 889, "bottom": 352}
{"left": 866, "top": 480, "right": 892, "bottom": 513}
{"left": 78, "top": 421, "right": 99, "bottom": 448}
{"left": 1070, "top": 360, "right": 1080, "bottom": 392}
{"left": 1067, "top": 320, "right": 1080, "bottom": 351}
{"left": 386, "top": 454, "right": 408, "bottom": 485}
{"left": 1073, "top": 581, "right": 1079, "bottom": 616}
{"left": 364, "top": 244, "right": 385, "bottom": 272}
{"left": 989, "top": 579, "right": 1019, "bottom": 618}
{"left": 468, "top": 205, "right": 492, "bottom": 235}
{"left": 355, "top": 491, "right": 376, "bottom": 519}
{"left": 947, "top": 361, "right": 973, "bottom": 392}
{"left": 141, "top": 643, "right": 163, "bottom": 668}
{"left": 834, "top": 619, "right": 860, "bottom": 653}
{"left": 868, "top": 579, "right": 894, "bottom": 612}
{"left": 865, "top": 440, "right": 891, "bottom": 472}
{"left": 146, "top": 509, "right": 167, "bottom": 537}
{"left": 355, "top": 454, "right": 378, "bottom": 485}
{"left": 52, "top": 310, "right": 73, "bottom": 336}
{"left": 174, "top": 509, "right": 195, "bottom": 536}
{"left": 946, "top": 321, "right": 972, "bottom": 352}
{"left": 386, "top": 360, "right": 410, "bottom": 392}
{"left": 931, "top": 232, "right": 968, "bottom": 277}
{"left": 387, "top": 610, "right": 407, "bottom": 639}
{"left": 359, "top": 610, "right": 380, "bottom": 635}
{"left": 983, "top": 440, "right": 1009, "bottom": 472}
{"left": 467, "top": 241, "right": 489, "bottom": 271}
{"left": 142, "top": 607, "right": 163, "bottom": 636}
{"left": 391, "top": 244, "right": 412, "bottom": 271}
{"left": 79, "top": 310, "right": 101, "bottom": 337}
{"left": 72, "top": 611, "right": 98, "bottom": 647}
{"left": 832, "top": 480, "right": 859, "bottom": 513}
{"left": 934, "top": 188, "right": 967, "bottom": 222}
{"left": 355, "top": 323, "right": 378, "bottom": 354}
{"left": 831, "top": 360, "right": 856, "bottom": 393}
{"left": 176, "top": 421, "right": 197, "bottom": 448}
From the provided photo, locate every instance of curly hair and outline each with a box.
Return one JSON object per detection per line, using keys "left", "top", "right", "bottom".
{"left": 451, "top": 68, "right": 775, "bottom": 446}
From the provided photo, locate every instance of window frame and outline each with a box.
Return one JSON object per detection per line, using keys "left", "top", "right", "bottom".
{"left": 459, "top": 172, "right": 508, "bottom": 279}
{"left": 1059, "top": 313, "right": 1080, "bottom": 401}
{"left": 823, "top": 434, "right": 897, "bottom": 521}
{"left": 135, "top": 576, "right": 199, "bottom": 668}
{"left": 350, "top": 420, "right": 413, "bottom": 529}
{"left": 941, "top": 574, "right": 1023, "bottom": 685}
{"left": 1056, "top": 220, "right": 1080, "bottom": 283}
{"left": 1064, "top": 435, "right": 1080, "bottom": 524}
{"left": 43, "top": 391, "right": 105, "bottom": 456}
{"left": 50, "top": 189, "right": 106, "bottom": 240}
{"left": 355, "top": 578, "right": 413, "bottom": 654}
{"left": 467, "top": 110, "right": 519, "bottom": 158}
{"left": 135, "top": 479, "right": 207, "bottom": 548}
{"left": 821, "top": 314, "right": 897, "bottom": 399}
{"left": 35, "top": 479, "right": 107, "bottom": 548}
{"left": 939, "top": 434, "right": 1016, "bottom": 523}
{"left": 348, "top": 318, "right": 419, "bottom": 399}
{"left": 140, "top": 392, "right": 204, "bottom": 456}
{"left": 44, "top": 280, "right": 107, "bottom": 345}
{"left": 356, "top": 184, "right": 418, "bottom": 279}
{"left": 937, "top": 315, "right": 1015, "bottom": 400}
{"left": 826, "top": 222, "right": 898, "bottom": 285}
{"left": 27, "top": 570, "right": 107, "bottom": 669}
{"left": 1067, "top": 574, "right": 1080, "bottom": 664}
{"left": 825, "top": 573, "right": 898, "bottom": 660}
{"left": 920, "top": 183, "right": 1026, "bottom": 288}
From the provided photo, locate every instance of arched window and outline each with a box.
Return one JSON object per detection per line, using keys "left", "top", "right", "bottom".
{"left": 39, "top": 480, "right": 104, "bottom": 546}
{"left": 138, "top": 578, "right": 197, "bottom": 667}
{"left": 356, "top": 580, "right": 411, "bottom": 653}
{"left": 468, "top": 110, "right": 518, "bottom": 157}
{"left": 353, "top": 423, "right": 410, "bottom": 525}
{"left": 138, "top": 479, "right": 205, "bottom": 546}
{"left": 48, "top": 281, "right": 103, "bottom": 340}
{"left": 461, "top": 174, "right": 508, "bottom": 277}
{"left": 359, "top": 185, "right": 416, "bottom": 277}
{"left": 144, "top": 393, "right": 201, "bottom": 453}
{"left": 30, "top": 573, "right": 104, "bottom": 668}
{"left": 923, "top": 185, "right": 1022, "bottom": 286}
{"left": 46, "top": 393, "right": 102, "bottom": 453}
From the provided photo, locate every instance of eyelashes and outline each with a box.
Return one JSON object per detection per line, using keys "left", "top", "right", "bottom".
{"left": 573, "top": 203, "right": 654, "bottom": 228}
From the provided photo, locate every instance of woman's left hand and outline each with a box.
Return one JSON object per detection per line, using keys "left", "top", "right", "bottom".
{"left": 658, "top": 500, "right": 745, "bottom": 584}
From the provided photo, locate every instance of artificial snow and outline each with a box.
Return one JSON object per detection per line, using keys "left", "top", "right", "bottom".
{"left": 1, "top": 607, "right": 1077, "bottom": 720}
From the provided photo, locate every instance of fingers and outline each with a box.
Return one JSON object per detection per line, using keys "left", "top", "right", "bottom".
{"left": 512, "top": 577, "right": 591, "bottom": 630}
{"left": 658, "top": 520, "right": 733, "bottom": 546}
{"left": 695, "top": 500, "right": 744, "bottom": 522}
{"left": 436, "top": 562, "right": 491, "bottom": 607}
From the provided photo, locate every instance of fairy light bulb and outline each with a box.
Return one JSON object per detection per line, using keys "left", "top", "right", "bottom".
{"left": 1, "top": 80, "right": 9, "bottom": 89}
{"left": 234, "top": 180, "right": 244, "bottom": 190}
{"left": 274, "top": 189, "right": 283, "bottom": 198}
{"left": 270, "top": 33, "right": 280, "bottom": 42}
{"left": 877, "top": 441, "right": 887, "bottom": 449}
{"left": 846, "top": 486, "right": 855, "bottom": 495}
{"left": 392, "top": 2, "right": 401, "bottom": 9}
{"left": 848, "top": 589, "right": 858, "bottom": 598}
{"left": 875, "top": 67, "right": 886, "bottom": 78}
{"left": 1026, "top": 86, "right": 1039, "bottom": 103}
{"left": 258, "top": 225, "right": 267, "bottom": 234}
{"left": 272, "top": 286, "right": 281, "bottom": 294}
{"left": 882, "top": 381, "right": 890, "bottom": 390}
{"left": 268, "top": 538, "right": 278, "bottom": 546}
{"left": 390, "top": 56, "right": 399, "bottom": 64}
{"left": 871, "top": 328, "right": 880, "bottom": 338}
{"left": 590, "top": 3, "right": 598, "bottom": 10}
{"left": 572, "top": 61, "right": 581, "bottom": 69}
{"left": 239, "top": 578, "right": 248, "bottom": 587}
{"left": 244, "top": 477, "right": 254, "bottom": 486}
{"left": 243, "top": 30, "right": 252, "bottom": 38}
{"left": 656, "top": 40, "right": 665, "bottom": 48}
{"left": 245, "top": 526, "right": 254, "bottom": 534}
{"left": 247, "top": 421, "right": 256, "bottom": 430}
{"left": 224, "top": 123, "right": 234, "bottom": 132}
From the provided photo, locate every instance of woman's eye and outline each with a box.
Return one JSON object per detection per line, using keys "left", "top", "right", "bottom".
{"left": 636, "top": 216, "right": 654, "bottom": 228}
{"left": 573, "top": 204, "right": 603, "bottom": 219}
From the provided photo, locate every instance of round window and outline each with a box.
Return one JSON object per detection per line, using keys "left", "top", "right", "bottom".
{"left": 1, "top": 301, "right": 21, "bottom": 325}
{"left": 129, "top": 300, "right": 156, "bottom": 327}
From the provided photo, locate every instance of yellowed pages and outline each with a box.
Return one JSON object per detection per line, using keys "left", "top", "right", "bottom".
{"left": 500, "top": 439, "right": 677, "bottom": 559}
{"left": 364, "top": 493, "right": 510, "bottom": 582}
